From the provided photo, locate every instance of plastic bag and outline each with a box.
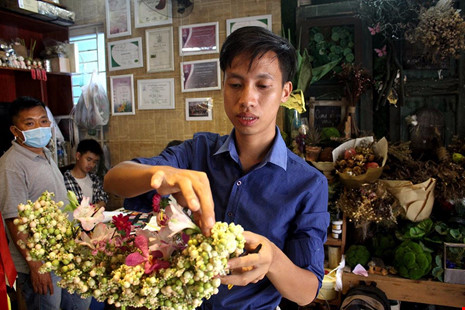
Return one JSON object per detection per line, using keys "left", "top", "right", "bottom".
{"left": 72, "top": 71, "right": 110, "bottom": 129}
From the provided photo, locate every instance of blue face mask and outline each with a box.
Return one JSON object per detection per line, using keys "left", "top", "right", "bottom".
{"left": 18, "top": 127, "right": 52, "bottom": 148}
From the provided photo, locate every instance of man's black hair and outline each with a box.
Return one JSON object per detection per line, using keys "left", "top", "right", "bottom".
{"left": 166, "top": 140, "right": 183, "bottom": 149}
{"left": 77, "top": 139, "right": 103, "bottom": 157}
{"left": 9, "top": 96, "right": 47, "bottom": 125}
{"left": 219, "top": 26, "right": 297, "bottom": 84}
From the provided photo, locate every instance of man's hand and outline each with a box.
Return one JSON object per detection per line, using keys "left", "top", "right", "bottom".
{"left": 28, "top": 261, "right": 54, "bottom": 295}
{"left": 220, "top": 231, "right": 273, "bottom": 287}
{"left": 151, "top": 166, "right": 215, "bottom": 236}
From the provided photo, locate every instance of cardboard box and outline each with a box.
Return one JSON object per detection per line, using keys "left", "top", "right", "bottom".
{"left": 0, "top": 0, "right": 38, "bottom": 13}
{"left": 65, "top": 43, "right": 79, "bottom": 73}
{"left": 50, "top": 57, "right": 70, "bottom": 73}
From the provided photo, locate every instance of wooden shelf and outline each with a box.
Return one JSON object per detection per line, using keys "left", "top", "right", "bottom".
{"left": 325, "top": 236, "right": 343, "bottom": 247}
{"left": 0, "top": 67, "right": 71, "bottom": 76}
{"left": 342, "top": 272, "right": 465, "bottom": 308}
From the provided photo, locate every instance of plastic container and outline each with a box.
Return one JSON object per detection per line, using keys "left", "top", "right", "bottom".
{"left": 317, "top": 268, "right": 337, "bottom": 300}
{"left": 331, "top": 220, "right": 343, "bottom": 230}
{"left": 331, "top": 229, "right": 342, "bottom": 239}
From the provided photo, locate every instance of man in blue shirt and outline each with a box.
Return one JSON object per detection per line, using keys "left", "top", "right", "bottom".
{"left": 104, "top": 26, "right": 329, "bottom": 309}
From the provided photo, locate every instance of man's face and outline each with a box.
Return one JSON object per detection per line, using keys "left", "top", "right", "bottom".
{"left": 223, "top": 51, "right": 291, "bottom": 141}
{"left": 10, "top": 106, "right": 51, "bottom": 139}
{"left": 76, "top": 151, "right": 100, "bottom": 174}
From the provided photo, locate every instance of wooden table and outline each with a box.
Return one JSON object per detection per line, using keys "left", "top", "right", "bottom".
{"left": 342, "top": 272, "right": 465, "bottom": 308}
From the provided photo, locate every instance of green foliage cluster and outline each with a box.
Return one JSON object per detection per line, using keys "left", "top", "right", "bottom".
{"left": 307, "top": 26, "right": 355, "bottom": 71}
{"left": 371, "top": 233, "right": 397, "bottom": 262}
{"left": 345, "top": 244, "right": 371, "bottom": 268}
{"left": 394, "top": 240, "right": 432, "bottom": 280}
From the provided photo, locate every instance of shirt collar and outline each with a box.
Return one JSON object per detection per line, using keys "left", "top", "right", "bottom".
{"left": 12, "top": 141, "right": 50, "bottom": 161}
{"left": 214, "top": 126, "right": 288, "bottom": 171}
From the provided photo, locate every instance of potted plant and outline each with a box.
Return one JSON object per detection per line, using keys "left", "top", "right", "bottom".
{"left": 305, "top": 127, "right": 322, "bottom": 161}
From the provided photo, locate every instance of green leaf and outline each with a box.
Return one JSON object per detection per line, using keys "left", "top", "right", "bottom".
{"left": 417, "top": 218, "right": 433, "bottom": 233}
{"left": 449, "top": 228, "right": 462, "bottom": 241}
{"left": 310, "top": 59, "right": 340, "bottom": 84}
{"left": 434, "top": 222, "right": 448, "bottom": 235}
{"left": 419, "top": 241, "right": 434, "bottom": 253}
{"left": 64, "top": 190, "right": 79, "bottom": 212}
{"left": 296, "top": 50, "right": 313, "bottom": 91}
{"left": 431, "top": 266, "right": 444, "bottom": 282}
{"left": 435, "top": 254, "right": 442, "bottom": 266}
{"left": 409, "top": 227, "right": 425, "bottom": 239}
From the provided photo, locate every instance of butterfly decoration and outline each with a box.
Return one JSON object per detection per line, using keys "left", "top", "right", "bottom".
{"left": 375, "top": 45, "right": 387, "bottom": 57}
{"left": 368, "top": 23, "right": 381, "bottom": 35}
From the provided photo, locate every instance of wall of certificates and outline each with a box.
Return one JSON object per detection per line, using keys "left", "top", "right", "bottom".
{"left": 105, "top": 0, "right": 273, "bottom": 121}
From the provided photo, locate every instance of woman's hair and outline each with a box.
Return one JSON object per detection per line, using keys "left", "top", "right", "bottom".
{"left": 219, "top": 26, "right": 297, "bottom": 84}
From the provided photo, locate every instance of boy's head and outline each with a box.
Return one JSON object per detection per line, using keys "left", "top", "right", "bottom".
{"left": 220, "top": 26, "right": 297, "bottom": 85}
{"left": 75, "top": 139, "right": 103, "bottom": 174}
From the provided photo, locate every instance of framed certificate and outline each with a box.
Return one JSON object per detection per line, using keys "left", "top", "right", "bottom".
{"left": 137, "top": 78, "right": 175, "bottom": 110}
{"left": 179, "top": 22, "right": 219, "bottom": 56}
{"left": 181, "top": 59, "right": 221, "bottom": 92}
{"left": 108, "top": 37, "right": 144, "bottom": 71}
{"left": 146, "top": 26, "right": 174, "bottom": 73}
{"left": 186, "top": 97, "right": 212, "bottom": 121}
{"left": 110, "top": 74, "right": 135, "bottom": 115}
{"left": 226, "top": 14, "right": 272, "bottom": 36}
{"left": 105, "top": 0, "right": 131, "bottom": 38}
{"left": 134, "top": 0, "right": 172, "bottom": 28}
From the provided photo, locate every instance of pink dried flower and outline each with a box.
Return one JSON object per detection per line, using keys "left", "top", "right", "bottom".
{"left": 126, "top": 235, "right": 170, "bottom": 274}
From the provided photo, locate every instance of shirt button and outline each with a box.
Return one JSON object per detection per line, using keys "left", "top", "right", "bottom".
{"left": 236, "top": 181, "right": 242, "bottom": 186}
{"left": 227, "top": 212, "right": 234, "bottom": 217}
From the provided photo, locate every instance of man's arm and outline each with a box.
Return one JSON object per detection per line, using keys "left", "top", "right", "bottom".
{"left": 104, "top": 161, "right": 215, "bottom": 235}
{"left": 221, "top": 231, "right": 319, "bottom": 306}
{"left": 92, "top": 174, "right": 109, "bottom": 208}
{"left": 5, "top": 219, "right": 54, "bottom": 295}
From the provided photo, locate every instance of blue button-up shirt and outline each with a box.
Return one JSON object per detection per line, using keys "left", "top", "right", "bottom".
{"left": 133, "top": 128, "right": 329, "bottom": 310}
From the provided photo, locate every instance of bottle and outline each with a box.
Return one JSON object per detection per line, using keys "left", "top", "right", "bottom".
{"left": 57, "top": 148, "right": 64, "bottom": 167}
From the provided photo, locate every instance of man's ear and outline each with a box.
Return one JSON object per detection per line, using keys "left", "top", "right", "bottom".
{"left": 281, "top": 81, "right": 293, "bottom": 103}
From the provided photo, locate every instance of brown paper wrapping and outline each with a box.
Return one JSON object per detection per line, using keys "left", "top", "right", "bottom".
{"left": 380, "top": 178, "right": 436, "bottom": 222}
{"left": 332, "top": 137, "right": 388, "bottom": 188}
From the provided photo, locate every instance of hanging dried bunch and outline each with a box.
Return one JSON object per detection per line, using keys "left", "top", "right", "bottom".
{"left": 405, "top": 0, "right": 465, "bottom": 63}
{"left": 337, "top": 181, "right": 399, "bottom": 226}
{"left": 335, "top": 63, "right": 373, "bottom": 107}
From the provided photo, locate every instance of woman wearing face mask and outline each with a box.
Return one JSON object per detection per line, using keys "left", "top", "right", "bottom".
{"left": 0, "top": 96, "right": 91, "bottom": 310}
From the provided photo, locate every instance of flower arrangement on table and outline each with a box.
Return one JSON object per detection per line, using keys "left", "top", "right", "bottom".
{"left": 13, "top": 191, "right": 245, "bottom": 310}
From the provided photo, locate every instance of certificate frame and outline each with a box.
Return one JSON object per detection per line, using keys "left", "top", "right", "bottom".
{"left": 179, "top": 22, "right": 219, "bottom": 56}
{"left": 108, "top": 37, "right": 144, "bottom": 71}
{"left": 145, "top": 26, "right": 174, "bottom": 73}
{"left": 105, "top": 0, "right": 131, "bottom": 38}
{"left": 226, "top": 14, "right": 272, "bottom": 36}
{"left": 134, "top": 0, "right": 172, "bottom": 28}
{"left": 110, "top": 74, "right": 135, "bottom": 116}
{"left": 137, "top": 78, "right": 175, "bottom": 110}
{"left": 186, "top": 97, "right": 213, "bottom": 121}
{"left": 181, "top": 59, "right": 221, "bottom": 93}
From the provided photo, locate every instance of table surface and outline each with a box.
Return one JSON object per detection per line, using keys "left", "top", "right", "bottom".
{"left": 342, "top": 272, "right": 465, "bottom": 308}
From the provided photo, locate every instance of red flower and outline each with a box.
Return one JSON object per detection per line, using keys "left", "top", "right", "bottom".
{"left": 112, "top": 214, "right": 132, "bottom": 236}
{"left": 152, "top": 193, "right": 162, "bottom": 212}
